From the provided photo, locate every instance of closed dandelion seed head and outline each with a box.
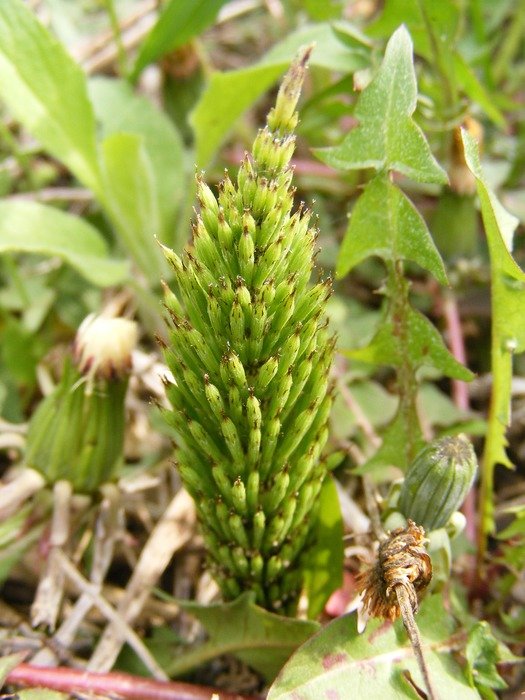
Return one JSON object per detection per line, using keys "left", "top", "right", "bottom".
{"left": 74, "top": 313, "right": 138, "bottom": 384}
{"left": 357, "top": 521, "right": 432, "bottom": 622}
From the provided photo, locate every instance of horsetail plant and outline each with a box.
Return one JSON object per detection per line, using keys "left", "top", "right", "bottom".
{"left": 161, "top": 48, "right": 335, "bottom": 612}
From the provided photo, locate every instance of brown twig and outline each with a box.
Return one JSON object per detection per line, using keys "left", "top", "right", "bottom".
{"left": 6, "top": 664, "right": 259, "bottom": 700}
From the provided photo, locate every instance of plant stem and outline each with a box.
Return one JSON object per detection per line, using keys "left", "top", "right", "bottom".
{"left": 102, "top": 0, "right": 129, "bottom": 77}
{"left": 492, "top": 0, "right": 525, "bottom": 84}
{"left": 389, "top": 260, "right": 421, "bottom": 466}
{"left": 395, "top": 584, "right": 437, "bottom": 700}
{"left": 6, "top": 664, "right": 258, "bottom": 700}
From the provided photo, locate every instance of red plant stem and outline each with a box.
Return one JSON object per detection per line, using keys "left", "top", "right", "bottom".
{"left": 441, "top": 291, "right": 469, "bottom": 411}
{"left": 440, "top": 289, "right": 477, "bottom": 544}
{"left": 7, "top": 664, "right": 260, "bottom": 700}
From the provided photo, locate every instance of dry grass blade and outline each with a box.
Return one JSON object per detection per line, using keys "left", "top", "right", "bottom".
{"left": 88, "top": 488, "right": 195, "bottom": 672}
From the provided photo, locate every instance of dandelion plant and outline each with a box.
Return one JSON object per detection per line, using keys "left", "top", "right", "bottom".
{"left": 161, "top": 48, "right": 335, "bottom": 612}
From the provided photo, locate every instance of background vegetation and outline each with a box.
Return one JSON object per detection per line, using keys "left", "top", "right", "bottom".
{"left": 0, "top": 0, "right": 524, "bottom": 698}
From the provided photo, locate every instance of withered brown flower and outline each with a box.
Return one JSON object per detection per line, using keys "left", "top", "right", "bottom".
{"left": 358, "top": 520, "right": 432, "bottom": 622}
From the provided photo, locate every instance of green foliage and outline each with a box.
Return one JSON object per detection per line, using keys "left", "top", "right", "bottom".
{"left": 0, "top": 201, "right": 128, "bottom": 286}
{"left": 302, "top": 476, "right": 344, "bottom": 619}
{"left": 131, "top": 0, "right": 229, "bottom": 81}
{"left": 317, "top": 27, "right": 472, "bottom": 472}
{"left": 168, "top": 592, "right": 319, "bottom": 681}
{"left": 462, "top": 130, "right": 525, "bottom": 542}
{"left": 465, "top": 622, "right": 510, "bottom": 698}
{"left": 0, "top": 0, "right": 182, "bottom": 281}
{"left": 0, "top": 0, "right": 100, "bottom": 193}
{"left": 191, "top": 22, "right": 370, "bottom": 166}
{"left": 0, "top": 0, "right": 523, "bottom": 695}
{"left": 88, "top": 77, "right": 184, "bottom": 245}
{"left": 268, "top": 595, "right": 480, "bottom": 699}
{"left": 316, "top": 26, "right": 447, "bottom": 183}
{"left": 335, "top": 174, "right": 447, "bottom": 283}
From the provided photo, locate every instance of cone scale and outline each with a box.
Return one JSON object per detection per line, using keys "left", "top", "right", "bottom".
{"left": 162, "top": 48, "right": 335, "bottom": 612}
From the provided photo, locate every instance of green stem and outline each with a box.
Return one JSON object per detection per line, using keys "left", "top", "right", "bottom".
{"left": 476, "top": 341, "right": 511, "bottom": 569}
{"left": 102, "top": 0, "right": 129, "bottom": 78}
{"left": 418, "top": 0, "right": 458, "bottom": 111}
{"left": 388, "top": 260, "right": 421, "bottom": 467}
{"left": 492, "top": 0, "right": 525, "bottom": 84}
{"left": 3, "top": 255, "right": 31, "bottom": 307}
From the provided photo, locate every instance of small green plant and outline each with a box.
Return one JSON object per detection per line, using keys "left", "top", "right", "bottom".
{"left": 161, "top": 48, "right": 335, "bottom": 613}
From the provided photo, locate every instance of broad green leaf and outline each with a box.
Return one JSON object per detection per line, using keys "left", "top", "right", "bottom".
{"left": 346, "top": 302, "right": 474, "bottom": 382}
{"left": 131, "top": 0, "right": 229, "bottom": 81}
{"left": 0, "top": 652, "right": 25, "bottom": 686}
{"left": 89, "top": 77, "right": 184, "bottom": 244}
{"left": 462, "top": 129, "right": 525, "bottom": 536}
{"left": 268, "top": 595, "right": 479, "bottom": 699}
{"left": 100, "top": 133, "right": 166, "bottom": 282}
{"left": 0, "top": 201, "right": 128, "bottom": 286}
{"left": 336, "top": 175, "right": 448, "bottom": 283}
{"left": 168, "top": 592, "right": 319, "bottom": 681}
{"left": 0, "top": 0, "right": 101, "bottom": 194}
{"left": 191, "top": 22, "right": 370, "bottom": 166}
{"left": 316, "top": 26, "right": 447, "bottom": 184}
{"left": 303, "top": 476, "right": 344, "bottom": 619}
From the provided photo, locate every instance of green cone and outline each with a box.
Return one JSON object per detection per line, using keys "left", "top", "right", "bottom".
{"left": 399, "top": 435, "right": 478, "bottom": 531}
{"left": 162, "top": 47, "right": 335, "bottom": 612}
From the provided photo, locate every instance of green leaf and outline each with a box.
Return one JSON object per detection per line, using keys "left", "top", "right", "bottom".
{"left": 191, "top": 22, "right": 370, "bottom": 166}
{"left": 356, "top": 406, "right": 422, "bottom": 474}
{"left": 0, "top": 0, "right": 101, "bottom": 194}
{"left": 0, "top": 652, "right": 25, "bottom": 686}
{"left": 336, "top": 175, "right": 448, "bottom": 283}
{"left": 0, "top": 201, "right": 128, "bottom": 286}
{"left": 100, "top": 133, "right": 166, "bottom": 282}
{"left": 462, "top": 129, "right": 525, "bottom": 535}
{"left": 315, "top": 26, "right": 447, "bottom": 184}
{"left": 346, "top": 302, "right": 474, "bottom": 381}
{"left": 268, "top": 595, "right": 480, "bottom": 699}
{"left": 303, "top": 476, "right": 344, "bottom": 619}
{"left": 465, "top": 622, "right": 508, "bottom": 694}
{"left": 89, "top": 77, "right": 184, "bottom": 243}
{"left": 132, "top": 0, "right": 228, "bottom": 81}
{"left": 168, "top": 592, "right": 319, "bottom": 681}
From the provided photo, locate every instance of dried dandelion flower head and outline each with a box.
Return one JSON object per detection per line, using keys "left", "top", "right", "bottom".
{"left": 358, "top": 520, "right": 432, "bottom": 622}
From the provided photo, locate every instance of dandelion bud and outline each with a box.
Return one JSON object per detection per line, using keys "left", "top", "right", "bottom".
{"left": 25, "top": 313, "right": 136, "bottom": 493}
{"left": 74, "top": 313, "right": 138, "bottom": 383}
{"left": 399, "top": 435, "right": 478, "bottom": 531}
